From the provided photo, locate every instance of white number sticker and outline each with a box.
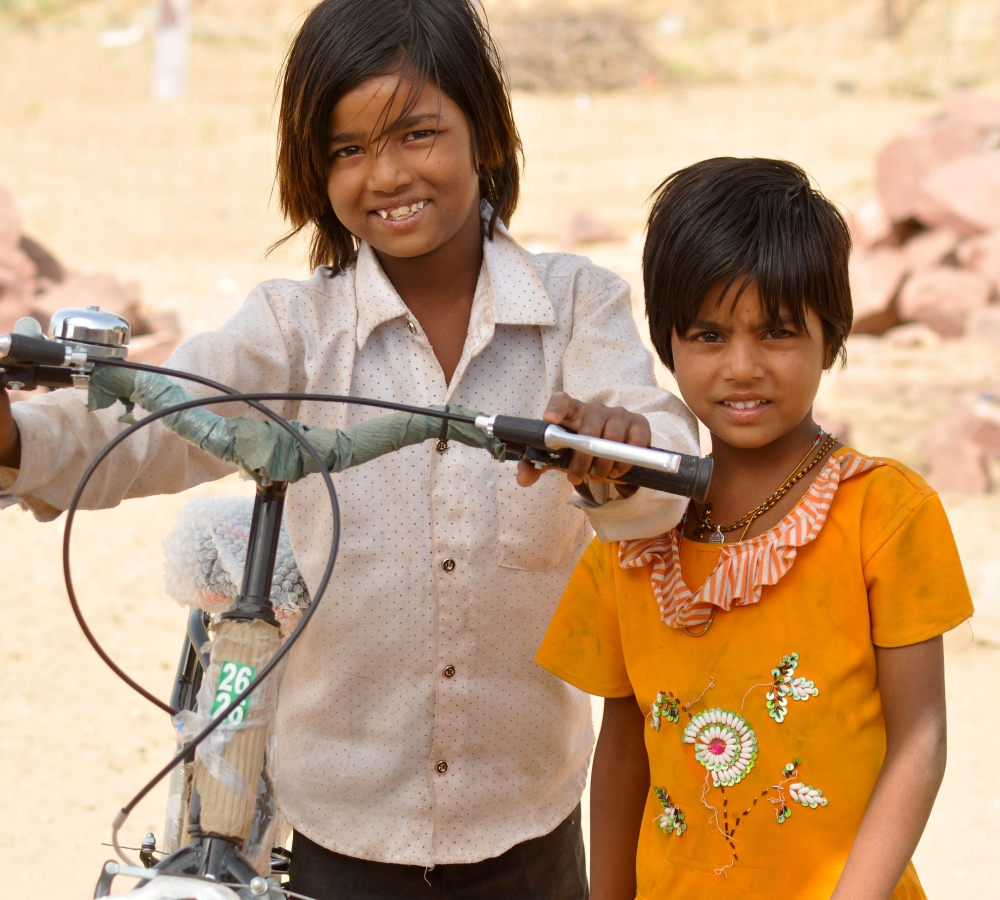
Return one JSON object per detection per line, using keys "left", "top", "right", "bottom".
{"left": 211, "top": 660, "right": 257, "bottom": 726}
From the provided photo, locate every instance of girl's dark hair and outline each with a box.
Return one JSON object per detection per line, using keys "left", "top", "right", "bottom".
{"left": 274, "top": 0, "right": 522, "bottom": 272}
{"left": 643, "top": 158, "right": 852, "bottom": 370}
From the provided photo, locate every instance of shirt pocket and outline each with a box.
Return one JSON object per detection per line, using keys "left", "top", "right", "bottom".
{"left": 493, "top": 461, "right": 589, "bottom": 571}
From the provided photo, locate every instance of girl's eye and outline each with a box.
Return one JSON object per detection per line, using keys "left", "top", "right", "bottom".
{"left": 405, "top": 129, "right": 437, "bottom": 142}
{"left": 331, "top": 145, "right": 363, "bottom": 159}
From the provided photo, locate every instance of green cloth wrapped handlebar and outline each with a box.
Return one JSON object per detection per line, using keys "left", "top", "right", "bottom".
{"left": 87, "top": 366, "right": 506, "bottom": 484}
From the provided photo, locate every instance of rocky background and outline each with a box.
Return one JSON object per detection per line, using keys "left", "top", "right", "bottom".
{"left": 0, "top": 1, "right": 998, "bottom": 897}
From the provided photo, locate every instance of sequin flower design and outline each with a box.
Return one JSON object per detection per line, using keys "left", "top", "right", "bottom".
{"left": 773, "top": 759, "right": 828, "bottom": 823}
{"left": 653, "top": 787, "right": 687, "bottom": 836}
{"left": 766, "top": 653, "right": 818, "bottom": 723}
{"left": 682, "top": 708, "right": 758, "bottom": 787}
{"left": 650, "top": 691, "right": 681, "bottom": 730}
{"left": 790, "top": 783, "right": 828, "bottom": 808}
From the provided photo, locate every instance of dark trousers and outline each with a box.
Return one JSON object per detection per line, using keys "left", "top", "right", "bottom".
{"left": 287, "top": 804, "right": 589, "bottom": 900}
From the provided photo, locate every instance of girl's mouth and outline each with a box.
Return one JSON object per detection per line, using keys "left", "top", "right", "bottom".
{"left": 374, "top": 199, "right": 429, "bottom": 222}
{"left": 721, "top": 399, "right": 769, "bottom": 410}
{"left": 719, "top": 398, "right": 772, "bottom": 422}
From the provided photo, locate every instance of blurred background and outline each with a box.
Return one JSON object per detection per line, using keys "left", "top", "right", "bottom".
{"left": 0, "top": 1, "right": 997, "bottom": 896}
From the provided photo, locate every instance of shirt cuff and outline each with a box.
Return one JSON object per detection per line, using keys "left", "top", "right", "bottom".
{"left": 0, "top": 400, "right": 70, "bottom": 521}
{"left": 571, "top": 483, "right": 688, "bottom": 542}
{"left": 566, "top": 417, "right": 699, "bottom": 542}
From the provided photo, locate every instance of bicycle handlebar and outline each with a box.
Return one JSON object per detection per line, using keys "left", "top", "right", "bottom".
{"left": 0, "top": 323, "right": 712, "bottom": 501}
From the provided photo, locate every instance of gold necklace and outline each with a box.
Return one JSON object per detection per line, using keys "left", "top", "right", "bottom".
{"left": 689, "top": 432, "right": 837, "bottom": 545}
{"left": 684, "top": 608, "right": 717, "bottom": 638}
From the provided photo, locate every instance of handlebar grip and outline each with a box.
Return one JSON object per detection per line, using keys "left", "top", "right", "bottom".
{"left": 1, "top": 365, "right": 75, "bottom": 391}
{"left": 490, "top": 415, "right": 551, "bottom": 449}
{"left": 0, "top": 333, "right": 67, "bottom": 367}
{"left": 616, "top": 454, "right": 713, "bottom": 503}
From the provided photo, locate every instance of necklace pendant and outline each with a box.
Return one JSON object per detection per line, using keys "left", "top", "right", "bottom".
{"left": 709, "top": 526, "right": 725, "bottom": 545}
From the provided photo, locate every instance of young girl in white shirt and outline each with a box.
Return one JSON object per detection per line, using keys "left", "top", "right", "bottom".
{"left": 0, "top": 1, "right": 698, "bottom": 896}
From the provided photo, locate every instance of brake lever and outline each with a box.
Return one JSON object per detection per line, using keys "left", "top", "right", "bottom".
{"left": 499, "top": 435, "right": 712, "bottom": 503}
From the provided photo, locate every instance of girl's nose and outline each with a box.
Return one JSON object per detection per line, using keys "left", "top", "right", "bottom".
{"left": 723, "top": 338, "right": 765, "bottom": 383}
{"left": 367, "top": 143, "right": 412, "bottom": 194}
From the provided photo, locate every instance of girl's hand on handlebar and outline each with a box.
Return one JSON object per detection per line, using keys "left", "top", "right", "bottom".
{"left": 0, "top": 389, "right": 21, "bottom": 469}
{"left": 516, "top": 392, "right": 651, "bottom": 488}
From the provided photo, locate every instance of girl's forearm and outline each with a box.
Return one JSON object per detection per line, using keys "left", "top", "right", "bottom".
{"left": 831, "top": 730, "right": 945, "bottom": 899}
{"left": 591, "top": 696, "right": 650, "bottom": 900}
{"left": 832, "top": 638, "right": 948, "bottom": 900}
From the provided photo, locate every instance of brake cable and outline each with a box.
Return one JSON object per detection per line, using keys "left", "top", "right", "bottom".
{"left": 60, "top": 361, "right": 480, "bottom": 863}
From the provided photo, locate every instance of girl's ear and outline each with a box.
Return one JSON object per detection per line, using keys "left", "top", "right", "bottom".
{"left": 822, "top": 337, "right": 842, "bottom": 370}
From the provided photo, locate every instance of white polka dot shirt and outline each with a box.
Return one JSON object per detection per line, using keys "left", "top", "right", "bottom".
{"left": 2, "top": 224, "right": 698, "bottom": 865}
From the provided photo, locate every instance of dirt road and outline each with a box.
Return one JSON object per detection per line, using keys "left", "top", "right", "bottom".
{"left": 0, "top": 9, "right": 996, "bottom": 897}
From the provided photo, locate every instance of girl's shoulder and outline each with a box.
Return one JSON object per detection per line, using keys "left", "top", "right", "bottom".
{"left": 837, "top": 447, "right": 936, "bottom": 506}
{"left": 522, "top": 247, "right": 628, "bottom": 296}
{"left": 835, "top": 447, "right": 945, "bottom": 563}
{"left": 253, "top": 264, "right": 355, "bottom": 309}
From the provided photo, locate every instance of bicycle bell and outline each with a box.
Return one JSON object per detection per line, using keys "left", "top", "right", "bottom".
{"left": 48, "top": 305, "right": 130, "bottom": 359}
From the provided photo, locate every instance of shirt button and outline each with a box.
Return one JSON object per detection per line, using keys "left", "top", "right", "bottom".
{"left": 442, "top": 558, "right": 456, "bottom": 572}
{"left": 436, "top": 440, "right": 449, "bottom": 453}
{"left": 443, "top": 665, "right": 456, "bottom": 678}
{"left": 435, "top": 760, "right": 449, "bottom": 774}
{"left": 407, "top": 320, "right": 417, "bottom": 334}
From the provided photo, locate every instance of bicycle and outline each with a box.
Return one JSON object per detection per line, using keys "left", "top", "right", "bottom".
{"left": 0, "top": 307, "right": 711, "bottom": 899}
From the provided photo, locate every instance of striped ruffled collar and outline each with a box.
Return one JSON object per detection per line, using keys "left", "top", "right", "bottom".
{"left": 618, "top": 450, "right": 882, "bottom": 631}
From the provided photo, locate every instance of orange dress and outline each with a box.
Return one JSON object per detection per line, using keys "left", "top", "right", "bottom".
{"left": 537, "top": 449, "right": 973, "bottom": 899}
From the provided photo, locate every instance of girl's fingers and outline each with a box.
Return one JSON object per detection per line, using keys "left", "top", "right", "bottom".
{"left": 539, "top": 396, "right": 652, "bottom": 485}
{"left": 516, "top": 458, "right": 545, "bottom": 487}
{"left": 542, "top": 391, "right": 581, "bottom": 426}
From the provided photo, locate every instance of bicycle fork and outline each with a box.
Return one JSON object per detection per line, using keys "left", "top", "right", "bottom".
{"left": 98, "top": 481, "right": 288, "bottom": 895}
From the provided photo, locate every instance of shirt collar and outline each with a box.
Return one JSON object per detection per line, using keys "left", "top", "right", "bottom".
{"left": 354, "top": 213, "right": 556, "bottom": 350}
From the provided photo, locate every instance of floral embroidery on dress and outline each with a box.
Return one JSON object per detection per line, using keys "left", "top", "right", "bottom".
{"left": 765, "top": 652, "right": 818, "bottom": 723}
{"left": 653, "top": 787, "right": 687, "bottom": 836}
{"left": 617, "top": 451, "right": 883, "bottom": 630}
{"left": 772, "top": 759, "right": 828, "bottom": 823}
{"left": 682, "top": 709, "right": 759, "bottom": 787}
{"left": 650, "top": 691, "right": 681, "bottom": 730}
{"left": 649, "top": 660, "right": 829, "bottom": 873}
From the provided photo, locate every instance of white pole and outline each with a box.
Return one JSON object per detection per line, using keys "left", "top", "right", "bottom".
{"left": 152, "top": 0, "right": 192, "bottom": 101}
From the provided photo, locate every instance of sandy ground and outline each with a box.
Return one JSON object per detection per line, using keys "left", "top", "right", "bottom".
{"left": 0, "top": 8, "right": 998, "bottom": 898}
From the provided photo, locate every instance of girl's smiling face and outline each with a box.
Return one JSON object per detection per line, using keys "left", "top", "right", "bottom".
{"left": 326, "top": 74, "right": 482, "bottom": 262}
{"left": 671, "top": 279, "right": 828, "bottom": 450}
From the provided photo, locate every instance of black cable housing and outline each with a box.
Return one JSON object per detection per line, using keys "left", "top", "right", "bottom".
{"left": 59, "top": 358, "right": 481, "bottom": 826}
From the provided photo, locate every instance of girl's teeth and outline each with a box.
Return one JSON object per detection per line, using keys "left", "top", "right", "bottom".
{"left": 379, "top": 200, "right": 427, "bottom": 220}
{"left": 725, "top": 400, "right": 765, "bottom": 409}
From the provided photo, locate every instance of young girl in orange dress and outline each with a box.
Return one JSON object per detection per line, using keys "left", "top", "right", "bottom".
{"left": 537, "top": 158, "right": 974, "bottom": 900}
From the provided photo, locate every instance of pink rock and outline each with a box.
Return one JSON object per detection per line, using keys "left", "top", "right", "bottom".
{"left": 902, "top": 227, "right": 959, "bottom": 271}
{"left": 942, "top": 89, "right": 1000, "bottom": 130}
{"left": 913, "top": 150, "right": 1000, "bottom": 235}
{"left": 897, "top": 265, "right": 991, "bottom": 337}
{"left": 956, "top": 230, "right": 1000, "bottom": 291}
{"left": 847, "top": 197, "right": 893, "bottom": 249}
{"left": 919, "top": 403, "right": 1000, "bottom": 492}
{"left": 560, "top": 211, "right": 626, "bottom": 245}
{"left": 31, "top": 273, "right": 145, "bottom": 333}
{"left": 921, "top": 424, "right": 988, "bottom": 492}
{"left": 0, "top": 185, "right": 20, "bottom": 247}
{"left": 849, "top": 246, "right": 908, "bottom": 320}
{"left": 0, "top": 241, "right": 38, "bottom": 282}
{"left": 966, "top": 305, "right": 1000, "bottom": 346}
{"left": 876, "top": 119, "right": 984, "bottom": 223}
